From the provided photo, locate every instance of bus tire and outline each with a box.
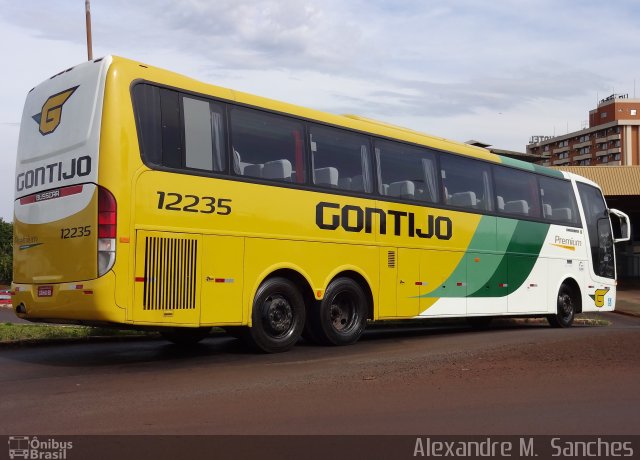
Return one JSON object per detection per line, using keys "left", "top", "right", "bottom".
{"left": 547, "top": 283, "right": 576, "bottom": 328}
{"left": 311, "top": 277, "right": 367, "bottom": 346}
{"left": 160, "top": 327, "right": 211, "bottom": 346}
{"left": 246, "top": 277, "right": 305, "bottom": 353}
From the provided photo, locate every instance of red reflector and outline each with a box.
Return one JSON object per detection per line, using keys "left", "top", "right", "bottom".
{"left": 135, "top": 277, "right": 145, "bottom": 282}
{"left": 98, "top": 213, "right": 115, "bottom": 224}
{"left": 98, "top": 224, "right": 116, "bottom": 238}
{"left": 83, "top": 290, "right": 93, "bottom": 295}
{"left": 61, "top": 184, "right": 84, "bottom": 196}
{"left": 19, "top": 184, "right": 84, "bottom": 205}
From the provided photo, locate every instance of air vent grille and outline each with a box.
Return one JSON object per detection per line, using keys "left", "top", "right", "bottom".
{"left": 388, "top": 250, "right": 396, "bottom": 268}
{"left": 143, "top": 236, "right": 197, "bottom": 310}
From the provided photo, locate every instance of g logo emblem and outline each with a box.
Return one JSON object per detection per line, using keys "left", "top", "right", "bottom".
{"left": 32, "top": 86, "right": 78, "bottom": 135}
{"left": 590, "top": 287, "right": 610, "bottom": 308}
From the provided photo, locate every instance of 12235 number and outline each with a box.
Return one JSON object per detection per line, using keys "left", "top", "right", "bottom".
{"left": 156, "top": 192, "right": 232, "bottom": 215}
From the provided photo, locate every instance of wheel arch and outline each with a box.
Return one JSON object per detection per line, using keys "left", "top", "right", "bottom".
{"left": 257, "top": 267, "right": 316, "bottom": 324}
{"left": 558, "top": 276, "right": 583, "bottom": 314}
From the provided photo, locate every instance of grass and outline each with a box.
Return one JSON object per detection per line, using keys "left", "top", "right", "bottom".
{"left": 0, "top": 322, "right": 156, "bottom": 343}
{"left": 0, "top": 313, "right": 610, "bottom": 345}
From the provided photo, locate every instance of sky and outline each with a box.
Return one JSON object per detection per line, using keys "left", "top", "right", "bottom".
{"left": 1, "top": 0, "right": 640, "bottom": 221}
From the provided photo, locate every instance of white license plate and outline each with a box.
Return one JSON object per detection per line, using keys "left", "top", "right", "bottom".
{"left": 37, "top": 286, "right": 53, "bottom": 297}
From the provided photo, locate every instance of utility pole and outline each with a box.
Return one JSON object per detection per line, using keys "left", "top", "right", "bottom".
{"left": 85, "top": 0, "right": 93, "bottom": 61}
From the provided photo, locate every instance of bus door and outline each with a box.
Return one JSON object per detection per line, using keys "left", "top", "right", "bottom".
{"left": 396, "top": 248, "right": 420, "bottom": 317}
{"left": 419, "top": 249, "right": 466, "bottom": 316}
{"left": 199, "top": 235, "right": 244, "bottom": 324}
{"left": 507, "top": 255, "right": 548, "bottom": 313}
{"left": 378, "top": 247, "right": 398, "bottom": 318}
{"left": 466, "top": 252, "right": 508, "bottom": 314}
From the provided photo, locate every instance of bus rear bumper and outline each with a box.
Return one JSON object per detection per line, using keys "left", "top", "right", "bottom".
{"left": 11, "top": 272, "right": 125, "bottom": 324}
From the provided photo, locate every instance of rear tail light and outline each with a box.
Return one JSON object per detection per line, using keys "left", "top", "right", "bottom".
{"left": 98, "top": 186, "right": 116, "bottom": 276}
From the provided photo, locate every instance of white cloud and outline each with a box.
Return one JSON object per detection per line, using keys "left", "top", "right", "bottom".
{"left": 0, "top": 0, "right": 639, "bottom": 221}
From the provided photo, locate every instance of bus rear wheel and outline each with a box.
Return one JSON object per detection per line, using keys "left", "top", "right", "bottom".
{"left": 310, "top": 277, "right": 367, "bottom": 346}
{"left": 160, "top": 327, "right": 211, "bottom": 346}
{"left": 245, "top": 277, "right": 305, "bottom": 353}
{"left": 547, "top": 283, "right": 576, "bottom": 328}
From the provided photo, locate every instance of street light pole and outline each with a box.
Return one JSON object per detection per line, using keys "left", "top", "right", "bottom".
{"left": 85, "top": 0, "right": 93, "bottom": 61}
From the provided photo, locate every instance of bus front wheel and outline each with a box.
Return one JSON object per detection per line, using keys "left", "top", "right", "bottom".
{"left": 310, "top": 277, "right": 367, "bottom": 346}
{"left": 246, "top": 277, "right": 305, "bottom": 353}
{"left": 547, "top": 283, "right": 576, "bottom": 328}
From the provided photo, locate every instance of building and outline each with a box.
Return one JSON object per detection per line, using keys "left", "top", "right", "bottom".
{"left": 465, "top": 140, "right": 541, "bottom": 163}
{"left": 526, "top": 94, "right": 640, "bottom": 167}
{"left": 550, "top": 166, "right": 640, "bottom": 281}
{"left": 522, "top": 94, "right": 640, "bottom": 281}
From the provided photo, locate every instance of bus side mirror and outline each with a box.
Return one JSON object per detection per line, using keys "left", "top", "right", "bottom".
{"left": 610, "top": 208, "right": 630, "bottom": 243}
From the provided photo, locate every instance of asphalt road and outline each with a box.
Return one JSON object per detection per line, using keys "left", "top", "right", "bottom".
{"left": 0, "top": 306, "right": 29, "bottom": 324}
{"left": 0, "top": 313, "right": 639, "bottom": 435}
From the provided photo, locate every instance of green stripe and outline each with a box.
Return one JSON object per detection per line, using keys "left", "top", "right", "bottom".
{"left": 499, "top": 218, "right": 549, "bottom": 256}
{"left": 419, "top": 217, "right": 549, "bottom": 299}
{"left": 422, "top": 216, "right": 495, "bottom": 298}
{"left": 500, "top": 156, "right": 564, "bottom": 178}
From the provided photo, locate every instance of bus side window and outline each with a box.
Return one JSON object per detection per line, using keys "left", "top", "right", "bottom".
{"left": 538, "top": 176, "right": 579, "bottom": 225}
{"left": 439, "top": 155, "right": 491, "bottom": 211}
{"left": 493, "top": 165, "right": 541, "bottom": 218}
{"left": 376, "top": 140, "right": 439, "bottom": 203}
{"left": 132, "top": 84, "right": 162, "bottom": 166}
{"left": 230, "top": 107, "right": 305, "bottom": 183}
{"left": 309, "top": 124, "right": 372, "bottom": 192}
{"left": 182, "top": 96, "right": 226, "bottom": 173}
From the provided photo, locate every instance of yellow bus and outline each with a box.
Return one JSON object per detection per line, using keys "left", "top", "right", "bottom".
{"left": 12, "top": 56, "right": 630, "bottom": 352}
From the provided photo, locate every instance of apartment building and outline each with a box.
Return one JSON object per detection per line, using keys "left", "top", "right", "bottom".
{"left": 527, "top": 94, "right": 640, "bottom": 167}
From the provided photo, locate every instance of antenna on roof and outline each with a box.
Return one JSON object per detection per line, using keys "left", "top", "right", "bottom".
{"left": 85, "top": 0, "right": 93, "bottom": 61}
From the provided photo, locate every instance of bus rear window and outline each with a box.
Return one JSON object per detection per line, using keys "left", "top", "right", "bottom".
{"left": 132, "top": 84, "right": 226, "bottom": 173}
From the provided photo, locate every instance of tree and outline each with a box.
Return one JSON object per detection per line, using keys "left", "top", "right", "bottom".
{"left": 0, "top": 218, "right": 12, "bottom": 284}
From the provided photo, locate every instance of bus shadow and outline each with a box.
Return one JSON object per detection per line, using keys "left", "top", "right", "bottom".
{"left": 358, "top": 318, "right": 548, "bottom": 343}
{"left": 1, "top": 318, "right": 599, "bottom": 370}
{"left": 0, "top": 334, "right": 254, "bottom": 369}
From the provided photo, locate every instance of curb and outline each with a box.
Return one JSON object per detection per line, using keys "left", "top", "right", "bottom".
{"left": 613, "top": 309, "right": 640, "bottom": 318}
{"left": 0, "top": 333, "right": 161, "bottom": 348}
